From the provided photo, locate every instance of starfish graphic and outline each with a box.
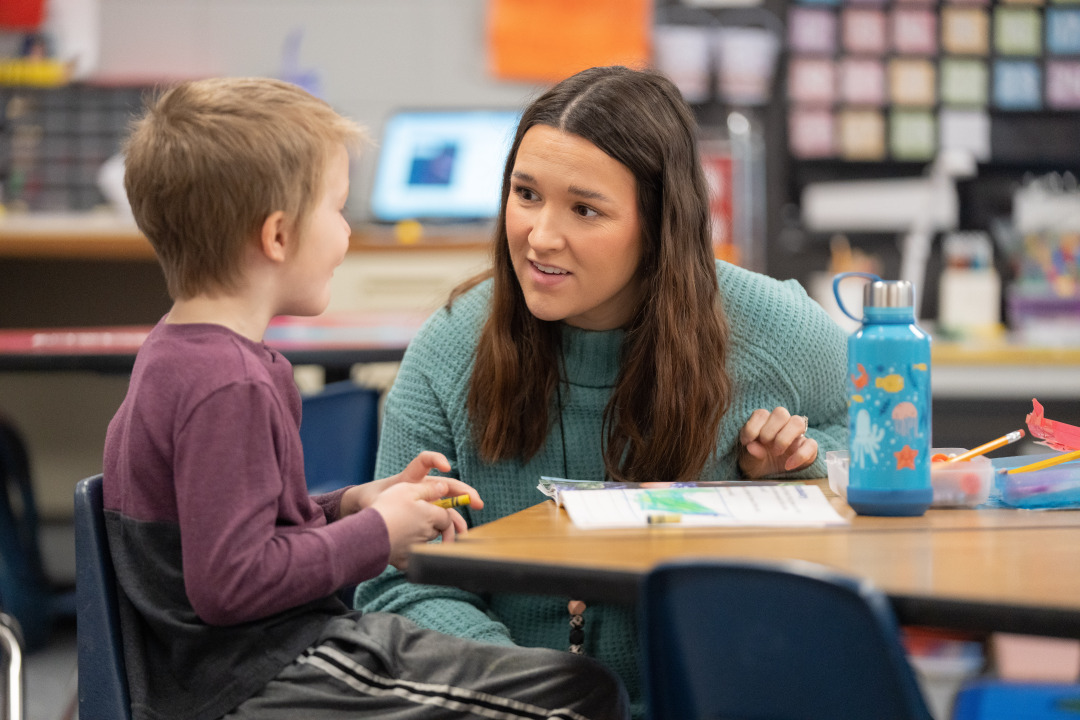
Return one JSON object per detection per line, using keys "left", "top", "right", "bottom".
{"left": 895, "top": 444, "right": 918, "bottom": 470}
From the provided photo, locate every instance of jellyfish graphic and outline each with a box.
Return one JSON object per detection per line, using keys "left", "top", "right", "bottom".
{"left": 892, "top": 402, "right": 918, "bottom": 437}
{"left": 852, "top": 408, "right": 885, "bottom": 468}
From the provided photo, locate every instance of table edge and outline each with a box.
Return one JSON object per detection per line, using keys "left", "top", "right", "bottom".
{"left": 408, "top": 553, "right": 1080, "bottom": 639}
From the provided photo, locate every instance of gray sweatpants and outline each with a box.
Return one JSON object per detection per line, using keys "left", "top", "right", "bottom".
{"left": 224, "top": 613, "right": 630, "bottom": 719}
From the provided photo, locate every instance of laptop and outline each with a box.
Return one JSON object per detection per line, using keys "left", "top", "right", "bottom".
{"left": 369, "top": 109, "right": 521, "bottom": 223}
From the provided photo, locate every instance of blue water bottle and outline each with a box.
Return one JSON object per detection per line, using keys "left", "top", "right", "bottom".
{"left": 834, "top": 273, "right": 933, "bottom": 516}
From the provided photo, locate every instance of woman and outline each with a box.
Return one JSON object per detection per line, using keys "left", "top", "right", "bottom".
{"left": 356, "top": 65, "right": 848, "bottom": 718}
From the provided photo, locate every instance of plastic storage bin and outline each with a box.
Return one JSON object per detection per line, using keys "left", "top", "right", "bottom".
{"left": 1007, "top": 288, "right": 1080, "bottom": 347}
{"left": 952, "top": 680, "right": 1080, "bottom": 719}
{"left": 991, "top": 453, "right": 1080, "bottom": 509}
{"left": 827, "top": 449, "right": 992, "bottom": 508}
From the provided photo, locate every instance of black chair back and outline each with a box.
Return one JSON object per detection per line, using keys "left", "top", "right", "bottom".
{"left": 74, "top": 474, "right": 132, "bottom": 720}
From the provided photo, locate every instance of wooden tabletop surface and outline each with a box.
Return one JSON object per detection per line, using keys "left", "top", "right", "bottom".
{"left": 409, "top": 480, "right": 1080, "bottom": 637}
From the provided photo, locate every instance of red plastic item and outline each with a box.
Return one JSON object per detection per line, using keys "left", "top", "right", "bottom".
{"left": 0, "top": 0, "right": 44, "bottom": 30}
{"left": 1025, "top": 398, "right": 1080, "bottom": 452}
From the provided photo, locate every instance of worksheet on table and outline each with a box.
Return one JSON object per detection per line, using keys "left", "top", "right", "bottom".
{"left": 551, "top": 483, "right": 848, "bottom": 530}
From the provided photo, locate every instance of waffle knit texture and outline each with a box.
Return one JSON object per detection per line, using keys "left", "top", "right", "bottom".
{"left": 355, "top": 260, "right": 849, "bottom": 720}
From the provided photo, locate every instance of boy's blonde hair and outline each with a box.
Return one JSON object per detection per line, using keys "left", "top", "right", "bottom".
{"left": 123, "top": 77, "right": 367, "bottom": 300}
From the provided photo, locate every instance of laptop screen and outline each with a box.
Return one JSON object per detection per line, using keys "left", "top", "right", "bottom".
{"left": 369, "top": 109, "right": 521, "bottom": 222}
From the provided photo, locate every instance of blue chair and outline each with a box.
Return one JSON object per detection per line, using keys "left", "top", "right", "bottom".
{"left": 0, "top": 418, "right": 54, "bottom": 652}
{"left": 639, "top": 559, "right": 934, "bottom": 720}
{"left": 299, "top": 381, "right": 381, "bottom": 494}
{"left": 74, "top": 474, "right": 132, "bottom": 720}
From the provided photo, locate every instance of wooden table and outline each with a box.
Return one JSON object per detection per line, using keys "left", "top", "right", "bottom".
{"left": 408, "top": 481, "right": 1080, "bottom": 638}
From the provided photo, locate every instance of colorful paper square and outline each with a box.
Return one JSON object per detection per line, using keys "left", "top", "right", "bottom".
{"left": 838, "top": 8, "right": 889, "bottom": 54}
{"left": 1001, "top": 0, "right": 1044, "bottom": 5}
{"left": 788, "top": 108, "right": 835, "bottom": 159}
{"left": 1046, "top": 61, "right": 1080, "bottom": 108}
{"left": 838, "top": 109, "right": 886, "bottom": 160}
{"left": 994, "top": 7, "right": 1044, "bottom": 54}
{"left": 1046, "top": 9, "right": 1080, "bottom": 53}
{"left": 788, "top": 7, "right": 838, "bottom": 54}
{"left": 940, "top": 58, "right": 989, "bottom": 105}
{"left": 840, "top": 58, "right": 886, "bottom": 105}
{"left": 787, "top": 58, "right": 836, "bottom": 104}
{"left": 993, "top": 59, "right": 1043, "bottom": 109}
{"left": 889, "top": 58, "right": 937, "bottom": 106}
{"left": 889, "top": 110, "right": 936, "bottom": 160}
{"left": 842, "top": 8, "right": 887, "bottom": 54}
{"left": 892, "top": 8, "right": 939, "bottom": 54}
{"left": 942, "top": 7, "right": 991, "bottom": 55}
{"left": 939, "top": 109, "right": 991, "bottom": 161}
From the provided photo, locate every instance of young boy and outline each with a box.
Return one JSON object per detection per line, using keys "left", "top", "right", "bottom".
{"left": 104, "top": 77, "right": 629, "bottom": 720}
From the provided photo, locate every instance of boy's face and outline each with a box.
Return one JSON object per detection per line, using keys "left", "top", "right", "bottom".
{"left": 281, "top": 145, "right": 352, "bottom": 316}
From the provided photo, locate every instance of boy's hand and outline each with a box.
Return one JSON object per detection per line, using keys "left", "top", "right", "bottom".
{"left": 341, "top": 451, "right": 482, "bottom": 516}
{"left": 738, "top": 408, "right": 817, "bottom": 478}
{"left": 348, "top": 451, "right": 484, "bottom": 571}
{"left": 372, "top": 480, "right": 458, "bottom": 571}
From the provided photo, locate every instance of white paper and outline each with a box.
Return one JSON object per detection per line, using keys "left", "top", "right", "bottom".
{"left": 558, "top": 484, "right": 848, "bottom": 530}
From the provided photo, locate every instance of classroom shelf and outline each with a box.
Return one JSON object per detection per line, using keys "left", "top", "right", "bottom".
{"left": 0, "top": 212, "right": 491, "bottom": 260}
{"left": 933, "top": 340, "right": 1080, "bottom": 399}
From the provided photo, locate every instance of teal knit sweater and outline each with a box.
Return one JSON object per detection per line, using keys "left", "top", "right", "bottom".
{"left": 355, "top": 260, "right": 848, "bottom": 719}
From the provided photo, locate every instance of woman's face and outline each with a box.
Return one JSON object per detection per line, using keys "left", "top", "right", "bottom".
{"left": 506, "top": 125, "right": 643, "bottom": 331}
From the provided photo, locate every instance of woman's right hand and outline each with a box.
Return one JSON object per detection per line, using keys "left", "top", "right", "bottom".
{"left": 738, "top": 407, "right": 817, "bottom": 478}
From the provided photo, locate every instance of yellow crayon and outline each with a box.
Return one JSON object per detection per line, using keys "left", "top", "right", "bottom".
{"left": 433, "top": 494, "right": 471, "bottom": 509}
{"left": 646, "top": 513, "right": 683, "bottom": 525}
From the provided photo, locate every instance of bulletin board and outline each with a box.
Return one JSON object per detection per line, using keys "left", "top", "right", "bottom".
{"left": 783, "top": 0, "right": 1080, "bottom": 164}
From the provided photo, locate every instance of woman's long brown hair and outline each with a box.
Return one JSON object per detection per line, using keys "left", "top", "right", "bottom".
{"left": 451, "top": 66, "right": 732, "bottom": 483}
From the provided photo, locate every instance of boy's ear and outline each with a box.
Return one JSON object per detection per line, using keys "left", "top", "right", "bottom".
{"left": 259, "top": 210, "right": 292, "bottom": 263}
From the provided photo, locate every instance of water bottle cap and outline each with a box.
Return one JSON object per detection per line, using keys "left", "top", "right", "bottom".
{"left": 863, "top": 280, "right": 914, "bottom": 309}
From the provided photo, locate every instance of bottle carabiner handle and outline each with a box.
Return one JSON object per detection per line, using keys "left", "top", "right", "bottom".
{"left": 832, "top": 272, "right": 881, "bottom": 324}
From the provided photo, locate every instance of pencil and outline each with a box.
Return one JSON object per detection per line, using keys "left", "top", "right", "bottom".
{"left": 1005, "top": 447, "right": 1080, "bottom": 475}
{"left": 432, "top": 494, "right": 471, "bottom": 509}
{"left": 944, "top": 429, "right": 1025, "bottom": 464}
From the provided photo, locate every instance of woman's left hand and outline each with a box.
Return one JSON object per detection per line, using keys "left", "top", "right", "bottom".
{"left": 738, "top": 408, "right": 817, "bottom": 478}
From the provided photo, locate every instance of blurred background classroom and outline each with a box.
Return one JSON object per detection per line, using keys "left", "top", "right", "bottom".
{"left": 1, "top": 0, "right": 1079, "bottom": 717}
